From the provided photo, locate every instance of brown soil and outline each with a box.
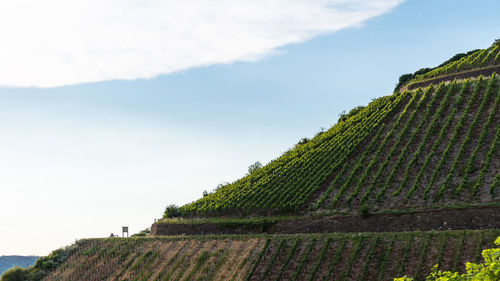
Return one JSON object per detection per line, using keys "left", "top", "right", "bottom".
{"left": 313, "top": 238, "right": 343, "bottom": 280}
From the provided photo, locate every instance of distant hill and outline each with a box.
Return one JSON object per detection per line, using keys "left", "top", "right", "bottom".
{"left": 0, "top": 255, "right": 39, "bottom": 274}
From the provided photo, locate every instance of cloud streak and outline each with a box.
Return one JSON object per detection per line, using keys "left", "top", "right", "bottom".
{"left": 0, "top": 0, "right": 403, "bottom": 87}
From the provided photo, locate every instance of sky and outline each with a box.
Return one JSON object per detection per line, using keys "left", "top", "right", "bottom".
{"left": 1, "top": 0, "right": 499, "bottom": 256}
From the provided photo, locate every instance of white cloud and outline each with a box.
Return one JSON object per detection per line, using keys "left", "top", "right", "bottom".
{"left": 0, "top": 0, "right": 403, "bottom": 87}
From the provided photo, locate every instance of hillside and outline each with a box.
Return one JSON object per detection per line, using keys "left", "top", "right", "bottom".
{"left": 3, "top": 42, "right": 500, "bottom": 281}
{"left": 409, "top": 41, "right": 500, "bottom": 84}
{"left": 395, "top": 41, "right": 500, "bottom": 91}
{"left": 178, "top": 74, "right": 499, "bottom": 218}
{"left": 39, "top": 230, "right": 499, "bottom": 281}
{"left": 0, "top": 256, "right": 38, "bottom": 274}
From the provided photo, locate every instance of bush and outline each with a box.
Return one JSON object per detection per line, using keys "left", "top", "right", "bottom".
{"left": 314, "top": 127, "right": 326, "bottom": 137}
{"left": 247, "top": 161, "right": 262, "bottom": 175}
{"left": 347, "top": 106, "right": 366, "bottom": 118}
{"left": 296, "top": 137, "right": 310, "bottom": 146}
{"left": 413, "top": 67, "right": 433, "bottom": 76}
{"left": 338, "top": 106, "right": 365, "bottom": 123}
{"left": 394, "top": 48, "right": 483, "bottom": 90}
{"left": 0, "top": 243, "right": 80, "bottom": 281}
{"left": 164, "top": 204, "right": 181, "bottom": 218}
{"left": 1, "top": 267, "right": 28, "bottom": 281}
{"left": 395, "top": 73, "right": 414, "bottom": 91}
{"left": 213, "top": 182, "right": 228, "bottom": 192}
{"left": 131, "top": 228, "right": 150, "bottom": 237}
{"left": 359, "top": 203, "right": 371, "bottom": 218}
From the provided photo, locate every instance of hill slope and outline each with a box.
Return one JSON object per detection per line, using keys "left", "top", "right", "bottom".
{"left": 410, "top": 41, "right": 500, "bottom": 84}
{"left": 4, "top": 42, "right": 500, "bottom": 281}
{"left": 42, "top": 230, "right": 499, "bottom": 281}
{"left": 180, "top": 75, "right": 500, "bottom": 218}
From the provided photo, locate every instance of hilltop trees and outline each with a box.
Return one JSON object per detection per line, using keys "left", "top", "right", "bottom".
{"left": 163, "top": 204, "right": 181, "bottom": 218}
{"left": 394, "top": 42, "right": 500, "bottom": 91}
{"left": 395, "top": 73, "right": 414, "bottom": 91}
{"left": 394, "top": 68, "right": 434, "bottom": 91}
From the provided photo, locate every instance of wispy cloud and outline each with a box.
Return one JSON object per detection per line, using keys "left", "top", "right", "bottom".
{"left": 0, "top": 0, "right": 403, "bottom": 87}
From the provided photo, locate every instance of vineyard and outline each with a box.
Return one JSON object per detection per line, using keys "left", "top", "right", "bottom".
{"left": 407, "top": 41, "right": 500, "bottom": 85}
{"left": 3, "top": 42, "right": 500, "bottom": 281}
{"left": 41, "top": 230, "right": 499, "bottom": 281}
{"left": 180, "top": 90, "right": 409, "bottom": 216}
{"left": 179, "top": 74, "right": 500, "bottom": 217}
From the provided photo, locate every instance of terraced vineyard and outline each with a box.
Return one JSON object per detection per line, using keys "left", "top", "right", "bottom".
{"left": 408, "top": 41, "right": 500, "bottom": 84}
{"left": 42, "top": 230, "right": 499, "bottom": 281}
{"left": 181, "top": 74, "right": 500, "bottom": 217}
{"left": 181, "top": 91, "right": 408, "bottom": 216}
{"left": 4, "top": 42, "right": 500, "bottom": 281}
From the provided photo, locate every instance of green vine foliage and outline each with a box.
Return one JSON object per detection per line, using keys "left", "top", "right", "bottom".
{"left": 406, "top": 42, "right": 500, "bottom": 87}
{"left": 180, "top": 90, "right": 404, "bottom": 216}
{"left": 169, "top": 72, "right": 497, "bottom": 218}
{"left": 394, "top": 236, "right": 500, "bottom": 281}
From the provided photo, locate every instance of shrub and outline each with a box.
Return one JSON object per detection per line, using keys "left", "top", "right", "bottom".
{"left": 413, "top": 67, "right": 433, "bottom": 76}
{"left": 338, "top": 106, "right": 366, "bottom": 122}
{"left": 131, "top": 228, "right": 150, "bottom": 237}
{"left": 315, "top": 127, "right": 326, "bottom": 137}
{"left": 0, "top": 267, "right": 28, "bottom": 281}
{"left": 0, "top": 243, "right": 79, "bottom": 281}
{"left": 296, "top": 137, "right": 310, "bottom": 146}
{"left": 395, "top": 73, "right": 414, "bottom": 91}
{"left": 247, "top": 161, "right": 262, "bottom": 175}
{"left": 359, "top": 203, "right": 371, "bottom": 218}
{"left": 164, "top": 204, "right": 181, "bottom": 218}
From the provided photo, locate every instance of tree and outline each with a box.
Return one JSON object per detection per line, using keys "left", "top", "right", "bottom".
{"left": 315, "top": 127, "right": 326, "bottom": 137}
{"left": 296, "top": 137, "right": 310, "bottom": 146}
{"left": 247, "top": 161, "right": 262, "bottom": 175}
{"left": 0, "top": 267, "right": 27, "bottom": 281}
{"left": 0, "top": 244, "right": 79, "bottom": 281}
{"left": 214, "top": 182, "right": 229, "bottom": 192}
{"left": 163, "top": 204, "right": 181, "bottom": 218}
{"left": 131, "top": 228, "right": 150, "bottom": 237}
{"left": 394, "top": 236, "right": 500, "bottom": 281}
{"left": 394, "top": 73, "right": 414, "bottom": 92}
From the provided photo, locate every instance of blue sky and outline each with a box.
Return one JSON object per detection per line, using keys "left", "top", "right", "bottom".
{"left": 1, "top": 0, "right": 500, "bottom": 255}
